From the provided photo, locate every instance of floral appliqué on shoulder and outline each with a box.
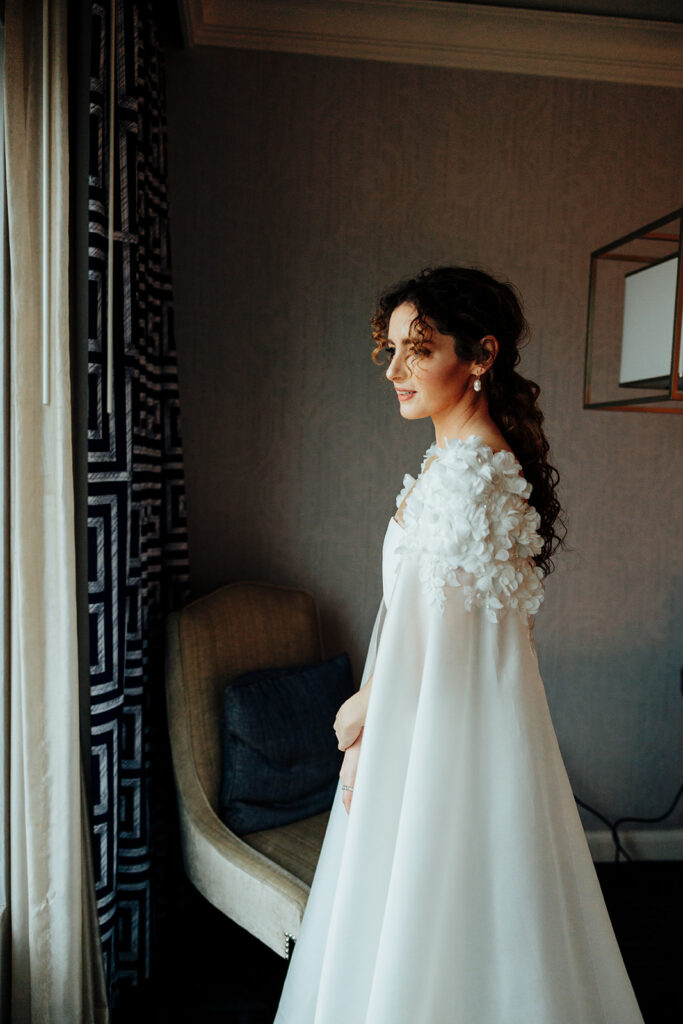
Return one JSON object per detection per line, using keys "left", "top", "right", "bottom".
{"left": 394, "top": 434, "right": 545, "bottom": 623}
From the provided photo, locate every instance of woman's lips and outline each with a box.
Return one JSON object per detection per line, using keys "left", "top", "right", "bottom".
{"left": 396, "top": 389, "right": 416, "bottom": 402}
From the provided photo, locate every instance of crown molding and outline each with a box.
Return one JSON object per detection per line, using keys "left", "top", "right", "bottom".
{"left": 177, "top": 0, "right": 683, "bottom": 88}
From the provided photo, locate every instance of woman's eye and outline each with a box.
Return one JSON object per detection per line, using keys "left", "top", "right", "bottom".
{"left": 385, "top": 347, "right": 396, "bottom": 362}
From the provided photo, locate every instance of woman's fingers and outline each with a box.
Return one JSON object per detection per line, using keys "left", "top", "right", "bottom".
{"left": 333, "top": 711, "right": 351, "bottom": 750}
{"left": 336, "top": 729, "right": 354, "bottom": 751}
{"left": 334, "top": 698, "right": 362, "bottom": 750}
{"left": 339, "top": 732, "right": 363, "bottom": 815}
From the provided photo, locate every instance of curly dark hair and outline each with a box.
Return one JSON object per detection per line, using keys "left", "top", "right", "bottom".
{"left": 371, "top": 266, "right": 566, "bottom": 576}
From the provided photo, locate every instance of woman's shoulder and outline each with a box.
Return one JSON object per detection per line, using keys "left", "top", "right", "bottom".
{"left": 396, "top": 434, "right": 545, "bottom": 621}
{"left": 419, "top": 433, "right": 531, "bottom": 502}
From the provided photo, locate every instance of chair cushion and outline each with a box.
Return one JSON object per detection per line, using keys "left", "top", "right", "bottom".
{"left": 219, "top": 652, "right": 354, "bottom": 835}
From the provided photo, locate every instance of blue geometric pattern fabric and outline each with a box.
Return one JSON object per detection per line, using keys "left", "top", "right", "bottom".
{"left": 87, "top": 0, "right": 190, "bottom": 1003}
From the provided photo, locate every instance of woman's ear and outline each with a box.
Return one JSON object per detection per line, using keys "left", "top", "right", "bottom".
{"left": 478, "top": 334, "right": 499, "bottom": 371}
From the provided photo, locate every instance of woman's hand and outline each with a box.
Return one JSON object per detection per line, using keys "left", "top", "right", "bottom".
{"left": 339, "top": 730, "right": 363, "bottom": 815}
{"left": 334, "top": 678, "right": 372, "bottom": 751}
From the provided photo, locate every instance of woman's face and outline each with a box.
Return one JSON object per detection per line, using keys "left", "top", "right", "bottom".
{"left": 385, "top": 302, "right": 474, "bottom": 422}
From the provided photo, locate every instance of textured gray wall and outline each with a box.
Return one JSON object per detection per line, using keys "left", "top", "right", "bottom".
{"left": 163, "top": 44, "right": 683, "bottom": 830}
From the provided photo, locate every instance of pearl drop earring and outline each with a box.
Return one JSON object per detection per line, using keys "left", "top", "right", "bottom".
{"left": 473, "top": 376, "right": 482, "bottom": 392}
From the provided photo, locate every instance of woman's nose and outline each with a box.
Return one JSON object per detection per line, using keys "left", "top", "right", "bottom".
{"left": 386, "top": 350, "right": 407, "bottom": 382}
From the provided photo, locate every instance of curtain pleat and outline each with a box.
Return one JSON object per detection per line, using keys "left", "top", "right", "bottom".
{"left": 87, "top": 0, "right": 190, "bottom": 1003}
{"left": 1, "top": 1, "right": 109, "bottom": 1020}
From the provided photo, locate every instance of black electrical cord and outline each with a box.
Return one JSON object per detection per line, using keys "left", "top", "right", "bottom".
{"left": 610, "top": 780, "right": 683, "bottom": 862}
{"left": 574, "top": 781, "right": 683, "bottom": 862}
{"left": 574, "top": 797, "right": 632, "bottom": 862}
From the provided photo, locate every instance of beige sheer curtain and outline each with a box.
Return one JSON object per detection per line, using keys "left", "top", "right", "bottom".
{"left": 0, "top": 1, "right": 108, "bottom": 1020}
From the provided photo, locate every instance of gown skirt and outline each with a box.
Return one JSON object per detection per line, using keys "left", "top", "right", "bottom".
{"left": 272, "top": 516, "right": 645, "bottom": 1024}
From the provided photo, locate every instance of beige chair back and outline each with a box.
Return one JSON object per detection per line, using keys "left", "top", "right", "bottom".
{"left": 177, "top": 581, "right": 323, "bottom": 810}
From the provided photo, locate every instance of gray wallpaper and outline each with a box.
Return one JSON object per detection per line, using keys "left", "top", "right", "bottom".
{"left": 163, "top": 44, "right": 683, "bottom": 832}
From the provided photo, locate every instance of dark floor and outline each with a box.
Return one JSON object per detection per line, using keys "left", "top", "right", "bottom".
{"left": 111, "top": 860, "right": 681, "bottom": 1024}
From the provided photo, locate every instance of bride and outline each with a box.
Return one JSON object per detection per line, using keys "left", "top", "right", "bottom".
{"left": 272, "top": 266, "right": 644, "bottom": 1023}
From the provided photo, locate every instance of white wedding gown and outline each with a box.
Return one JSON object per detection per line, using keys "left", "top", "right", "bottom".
{"left": 272, "top": 435, "right": 644, "bottom": 1024}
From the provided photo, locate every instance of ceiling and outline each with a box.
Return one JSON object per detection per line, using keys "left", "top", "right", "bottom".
{"left": 168, "top": 1, "right": 683, "bottom": 88}
{"left": 432, "top": 1, "right": 682, "bottom": 21}
{"left": 164, "top": 0, "right": 683, "bottom": 44}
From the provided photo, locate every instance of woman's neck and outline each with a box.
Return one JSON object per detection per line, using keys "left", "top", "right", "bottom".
{"left": 431, "top": 397, "right": 494, "bottom": 450}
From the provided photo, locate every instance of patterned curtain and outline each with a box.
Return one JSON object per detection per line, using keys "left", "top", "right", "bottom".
{"left": 87, "top": 0, "right": 190, "bottom": 1002}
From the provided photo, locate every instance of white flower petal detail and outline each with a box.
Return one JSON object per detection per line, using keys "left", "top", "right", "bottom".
{"left": 394, "top": 435, "right": 545, "bottom": 621}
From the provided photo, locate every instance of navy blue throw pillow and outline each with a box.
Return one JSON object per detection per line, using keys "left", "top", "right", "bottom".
{"left": 219, "top": 652, "right": 354, "bottom": 836}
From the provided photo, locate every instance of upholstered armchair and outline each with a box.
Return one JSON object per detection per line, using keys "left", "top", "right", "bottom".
{"left": 164, "top": 582, "right": 332, "bottom": 958}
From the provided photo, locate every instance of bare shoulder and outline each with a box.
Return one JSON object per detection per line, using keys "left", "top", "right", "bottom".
{"left": 475, "top": 427, "right": 514, "bottom": 456}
